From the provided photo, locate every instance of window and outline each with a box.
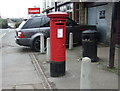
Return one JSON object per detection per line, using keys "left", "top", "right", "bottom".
{"left": 66, "top": 18, "right": 78, "bottom": 26}
{"left": 76, "top": 3, "right": 79, "bottom": 9}
{"left": 41, "top": 16, "right": 50, "bottom": 27}
{"left": 41, "top": 21, "right": 50, "bottom": 27}
{"left": 22, "top": 18, "right": 41, "bottom": 29}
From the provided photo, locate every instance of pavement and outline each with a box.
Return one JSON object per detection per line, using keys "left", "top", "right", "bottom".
{"left": 34, "top": 43, "right": 119, "bottom": 89}
{"left": 1, "top": 29, "right": 119, "bottom": 90}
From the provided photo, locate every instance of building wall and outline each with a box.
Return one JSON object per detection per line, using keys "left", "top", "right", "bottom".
{"left": 72, "top": 2, "right": 76, "bottom": 21}
{"left": 42, "top": 0, "right": 46, "bottom": 10}
{"left": 72, "top": 2, "right": 84, "bottom": 24}
{"left": 42, "top": 0, "right": 55, "bottom": 10}
{"left": 79, "top": 3, "right": 85, "bottom": 24}
{"left": 116, "top": 2, "right": 120, "bottom": 46}
{"left": 85, "top": 2, "right": 112, "bottom": 44}
{"left": 42, "top": 1, "right": 119, "bottom": 46}
{"left": 85, "top": 2, "right": 120, "bottom": 45}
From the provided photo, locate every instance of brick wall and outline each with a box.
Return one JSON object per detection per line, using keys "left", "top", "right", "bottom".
{"left": 80, "top": 3, "right": 85, "bottom": 24}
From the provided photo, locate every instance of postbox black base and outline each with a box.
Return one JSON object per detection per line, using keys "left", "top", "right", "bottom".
{"left": 50, "top": 61, "right": 65, "bottom": 77}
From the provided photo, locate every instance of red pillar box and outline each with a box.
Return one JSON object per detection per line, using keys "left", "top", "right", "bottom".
{"left": 47, "top": 12, "right": 68, "bottom": 77}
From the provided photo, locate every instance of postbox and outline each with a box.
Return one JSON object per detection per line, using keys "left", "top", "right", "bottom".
{"left": 47, "top": 12, "right": 68, "bottom": 77}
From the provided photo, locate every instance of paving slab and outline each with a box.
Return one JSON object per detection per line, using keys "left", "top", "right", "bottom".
{"left": 2, "top": 47, "right": 41, "bottom": 87}
{"left": 15, "top": 85, "right": 34, "bottom": 89}
{"left": 35, "top": 44, "right": 118, "bottom": 89}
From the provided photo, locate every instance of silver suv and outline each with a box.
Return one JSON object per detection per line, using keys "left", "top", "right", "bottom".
{"left": 15, "top": 15, "right": 97, "bottom": 52}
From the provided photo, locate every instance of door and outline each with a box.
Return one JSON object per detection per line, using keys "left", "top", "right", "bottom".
{"left": 87, "top": 5, "right": 107, "bottom": 42}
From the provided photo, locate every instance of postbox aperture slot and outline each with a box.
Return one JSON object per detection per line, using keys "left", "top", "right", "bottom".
{"left": 56, "top": 23, "right": 64, "bottom": 25}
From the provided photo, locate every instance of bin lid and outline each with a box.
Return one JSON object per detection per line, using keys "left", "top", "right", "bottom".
{"left": 47, "top": 12, "right": 68, "bottom": 18}
{"left": 82, "top": 30, "right": 98, "bottom": 34}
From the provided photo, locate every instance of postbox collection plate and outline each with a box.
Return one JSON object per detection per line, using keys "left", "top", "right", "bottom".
{"left": 57, "top": 28, "right": 63, "bottom": 38}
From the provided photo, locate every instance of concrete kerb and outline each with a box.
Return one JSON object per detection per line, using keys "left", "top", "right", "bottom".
{"left": 30, "top": 53, "right": 52, "bottom": 89}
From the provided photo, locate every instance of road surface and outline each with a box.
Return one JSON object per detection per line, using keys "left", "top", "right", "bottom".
{"left": 0, "top": 29, "right": 50, "bottom": 89}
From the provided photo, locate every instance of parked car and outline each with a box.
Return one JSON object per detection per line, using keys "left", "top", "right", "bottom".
{"left": 15, "top": 15, "right": 97, "bottom": 52}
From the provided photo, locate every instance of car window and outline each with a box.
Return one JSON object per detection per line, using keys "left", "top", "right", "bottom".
{"left": 40, "top": 17, "right": 77, "bottom": 27}
{"left": 21, "top": 16, "right": 77, "bottom": 28}
{"left": 41, "top": 16, "right": 50, "bottom": 27}
{"left": 41, "top": 21, "right": 50, "bottom": 27}
{"left": 66, "top": 18, "right": 78, "bottom": 26}
{"left": 18, "top": 21, "right": 26, "bottom": 29}
{"left": 22, "top": 18, "right": 41, "bottom": 29}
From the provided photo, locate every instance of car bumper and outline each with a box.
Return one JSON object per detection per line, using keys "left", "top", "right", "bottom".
{"left": 15, "top": 36, "right": 31, "bottom": 46}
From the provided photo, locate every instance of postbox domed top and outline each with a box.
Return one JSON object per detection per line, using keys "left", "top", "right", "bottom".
{"left": 47, "top": 12, "right": 68, "bottom": 18}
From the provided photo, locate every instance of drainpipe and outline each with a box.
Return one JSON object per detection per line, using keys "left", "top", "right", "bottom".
{"left": 109, "top": 2, "right": 117, "bottom": 68}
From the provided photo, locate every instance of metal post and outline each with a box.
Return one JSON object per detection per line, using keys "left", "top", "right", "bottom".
{"left": 109, "top": 2, "right": 117, "bottom": 68}
{"left": 46, "top": 38, "right": 50, "bottom": 61}
{"left": 69, "top": 32, "right": 73, "bottom": 50}
{"left": 80, "top": 57, "right": 91, "bottom": 89}
{"left": 40, "top": 34, "right": 44, "bottom": 53}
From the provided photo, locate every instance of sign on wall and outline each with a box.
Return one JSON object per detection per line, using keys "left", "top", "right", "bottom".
{"left": 99, "top": 10, "right": 105, "bottom": 19}
{"left": 57, "top": 29, "right": 63, "bottom": 38}
{"left": 28, "top": 8, "right": 40, "bottom": 14}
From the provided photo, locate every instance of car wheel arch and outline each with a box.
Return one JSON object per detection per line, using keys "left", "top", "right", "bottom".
{"left": 30, "top": 33, "right": 47, "bottom": 51}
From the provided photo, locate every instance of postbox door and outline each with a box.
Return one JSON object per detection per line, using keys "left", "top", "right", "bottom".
{"left": 50, "top": 21, "right": 66, "bottom": 62}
